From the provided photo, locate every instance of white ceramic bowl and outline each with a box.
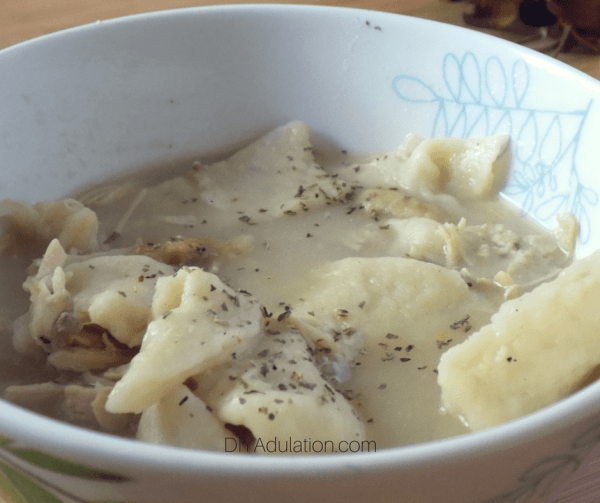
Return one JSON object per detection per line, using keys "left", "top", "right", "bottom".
{"left": 1, "top": 5, "right": 600, "bottom": 503}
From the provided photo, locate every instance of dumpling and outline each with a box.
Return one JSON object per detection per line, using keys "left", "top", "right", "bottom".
{"left": 438, "top": 249, "right": 600, "bottom": 431}
{"left": 105, "top": 267, "right": 264, "bottom": 414}
{"left": 137, "top": 384, "right": 228, "bottom": 451}
{"left": 200, "top": 322, "right": 365, "bottom": 454}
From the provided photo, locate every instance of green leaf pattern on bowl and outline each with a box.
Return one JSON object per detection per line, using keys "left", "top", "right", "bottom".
{"left": 0, "top": 433, "right": 131, "bottom": 503}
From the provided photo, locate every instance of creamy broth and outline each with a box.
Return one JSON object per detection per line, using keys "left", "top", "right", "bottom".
{"left": 0, "top": 122, "right": 578, "bottom": 451}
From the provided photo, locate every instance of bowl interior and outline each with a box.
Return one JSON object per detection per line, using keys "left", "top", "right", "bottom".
{"left": 1, "top": 3, "right": 600, "bottom": 474}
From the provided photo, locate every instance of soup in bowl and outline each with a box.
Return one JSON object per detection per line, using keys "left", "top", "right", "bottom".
{"left": 1, "top": 5, "right": 600, "bottom": 503}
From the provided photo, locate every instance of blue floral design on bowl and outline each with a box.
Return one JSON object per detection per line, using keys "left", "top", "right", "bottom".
{"left": 392, "top": 51, "right": 597, "bottom": 244}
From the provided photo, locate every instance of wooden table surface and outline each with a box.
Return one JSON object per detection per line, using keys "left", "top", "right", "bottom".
{"left": 3, "top": 0, "right": 600, "bottom": 81}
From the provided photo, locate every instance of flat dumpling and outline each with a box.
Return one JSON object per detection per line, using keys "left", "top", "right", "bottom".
{"left": 101, "top": 121, "right": 354, "bottom": 246}
{"left": 351, "top": 217, "right": 448, "bottom": 266}
{"left": 352, "top": 212, "right": 576, "bottom": 299}
{"left": 199, "top": 322, "right": 365, "bottom": 453}
{"left": 137, "top": 384, "right": 228, "bottom": 451}
{"left": 64, "top": 253, "right": 176, "bottom": 348}
{"left": 438, "top": 249, "right": 600, "bottom": 431}
{"left": 0, "top": 198, "right": 99, "bottom": 257}
{"left": 190, "top": 121, "right": 353, "bottom": 223}
{"left": 330, "top": 134, "right": 509, "bottom": 200}
{"left": 289, "top": 256, "right": 481, "bottom": 345}
{"left": 105, "top": 267, "right": 264, "bottom": 414}
{"left": 13, "top": 239, "right": 175, "bottom": 361}
{"left": 409, "top": 135, "right": 509, "bottom": 199}
{"left": 287, "top": 256, "right": 498, "bottom": 446}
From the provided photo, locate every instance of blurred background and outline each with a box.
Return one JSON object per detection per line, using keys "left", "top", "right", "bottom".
{"left": 3, "top": 0, "right": 599, "bottom": 78}
{"left": 0, "top": 0, "right": 427, "bottom": 48}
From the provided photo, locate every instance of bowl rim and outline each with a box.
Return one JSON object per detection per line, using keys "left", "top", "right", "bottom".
{"left": 2, "top": 2, "right": 600, "bottom": 476}
{"left": 3, "top": 381, "right": 600, "bottom": 476}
